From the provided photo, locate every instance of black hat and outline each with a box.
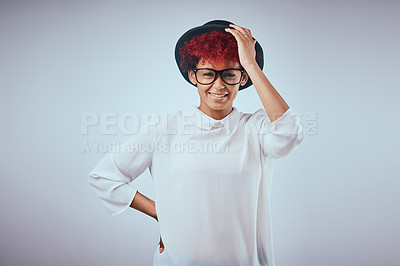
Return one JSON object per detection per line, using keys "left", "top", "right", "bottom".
{"left": 175, "top": 19, "right": 264, "bottom": 91}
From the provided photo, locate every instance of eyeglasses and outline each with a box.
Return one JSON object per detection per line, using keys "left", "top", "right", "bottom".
{"left": 192, "top": 68, "right": 245, "bottom": 85}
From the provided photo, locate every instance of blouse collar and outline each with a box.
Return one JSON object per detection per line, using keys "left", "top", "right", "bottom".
{"left": 184, "top": 105, "right": 240, "bottom": 134}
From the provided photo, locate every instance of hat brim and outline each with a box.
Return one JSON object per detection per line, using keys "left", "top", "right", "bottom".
{"left": 175, "top": 20, "right": 264, "bottom": 91}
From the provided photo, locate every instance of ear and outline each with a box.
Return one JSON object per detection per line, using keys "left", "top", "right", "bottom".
{"left": 188, "top": 69, "right": 197, "bottom": 85}
{"left": 240, "top": 71, "right": 249, "bottom": 86}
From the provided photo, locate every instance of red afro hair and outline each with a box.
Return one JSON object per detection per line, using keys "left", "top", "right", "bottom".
{"left": 179, "top": 30, "right": 240, "bottom": 72}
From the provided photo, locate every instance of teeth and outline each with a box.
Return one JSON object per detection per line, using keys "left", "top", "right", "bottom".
{"left": 210, "top": 93, "right": 227, "bottom": 98}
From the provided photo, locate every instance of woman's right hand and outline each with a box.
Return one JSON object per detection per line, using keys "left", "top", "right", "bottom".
{"left": 159, "top": 235, "right": 164, "bottom": 253}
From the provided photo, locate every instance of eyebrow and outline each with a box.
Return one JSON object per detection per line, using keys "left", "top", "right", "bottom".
{"left": 194, "top": 68, "right": 243, "bottom": 71}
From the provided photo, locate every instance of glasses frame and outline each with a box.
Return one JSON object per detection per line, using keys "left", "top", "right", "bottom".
{"left": 192, "top": 68, "right": 245, "bottom": 85}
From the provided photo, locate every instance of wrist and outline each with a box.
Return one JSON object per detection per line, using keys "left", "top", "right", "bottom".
{"left": 242, "top": 60, "right": 259, "bottom": 71}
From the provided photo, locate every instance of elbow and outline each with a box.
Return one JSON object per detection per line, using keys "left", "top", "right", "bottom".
{"left": 88, "top": 171, "right": 102, "bottom": 189}
{"left": 267, "top": 125, "right": 305, "bottom": 159}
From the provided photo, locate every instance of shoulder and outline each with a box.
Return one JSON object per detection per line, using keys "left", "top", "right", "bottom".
{"left": 237, "top": 108, "right": 271, "bottom": 126}
{"left": 159, "top": 107, "right": 189, "bottom": 126}
{"left": 133, "top": 108, "right": 183, "bottom": 131}
{"left": 151, "top": 107, "right": 192, "bottom": 135}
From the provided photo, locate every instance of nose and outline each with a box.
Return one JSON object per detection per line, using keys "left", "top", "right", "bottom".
{"left": 213, "top": 73, "right": 226, "bottom": 88}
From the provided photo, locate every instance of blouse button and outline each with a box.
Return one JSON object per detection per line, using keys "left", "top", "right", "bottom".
{"left": 214, "top": 122, "right": 223, "bottom": 128}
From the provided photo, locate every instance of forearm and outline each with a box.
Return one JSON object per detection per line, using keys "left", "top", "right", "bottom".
{"left": 129, "top": 191, "right": 158, "bottom": 221}
{"left": 245, "top": 62, "right": 290, "bottom": 122}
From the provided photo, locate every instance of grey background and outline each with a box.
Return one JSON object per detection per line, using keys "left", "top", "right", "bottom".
{"left": 1, "top": 0, "right": 399, "bottom": 265}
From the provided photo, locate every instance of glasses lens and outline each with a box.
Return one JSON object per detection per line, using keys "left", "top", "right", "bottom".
{"left": 196, "top": 69, "right": 216, "bottom": 84}
{"left": 195, "top": 69, "right": 243, "bottom": 85}
{"left": 222, "top": 69, "right": 242, "bottom": 85}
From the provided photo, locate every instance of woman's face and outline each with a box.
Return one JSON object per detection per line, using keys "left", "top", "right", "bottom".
{"left": 188, "top": 58, "right": 248, "bottom": 116}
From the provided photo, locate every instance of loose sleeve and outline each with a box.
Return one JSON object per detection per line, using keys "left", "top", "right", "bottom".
{"left": 88, "top": 121, "right": 157, "bottom": 216}
{"left": 253, "top": 107, "right": 304, "bottom": 159}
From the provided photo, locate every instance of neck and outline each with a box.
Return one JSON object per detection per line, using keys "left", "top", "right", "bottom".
{"left": 197, "top": 104, "right": 233, "bottom": 120}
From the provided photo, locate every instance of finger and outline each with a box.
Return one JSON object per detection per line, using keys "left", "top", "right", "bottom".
{"left": 230, "top": 28, "right": 252, "bottom": 40}
{"left": 229, "top": 24, "right": 247, "bottom": 34}
{"left": 225, "top": 27, "right": 245, "bottom": 41}
{"left": 159, "top": 237, "right": 164, "bottom": 253}
{"left": 229, "top": 24, "right": 252, "bottom": 38}
{"left": 226, "top": 28, "right": 254, "bottom": 46}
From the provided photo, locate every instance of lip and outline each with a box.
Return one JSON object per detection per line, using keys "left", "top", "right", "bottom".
{"left": 208, "top": 92, "right": 229, "bottom": 96}
{"left": 208, "top": 92, "right": 229, "bottom": 101}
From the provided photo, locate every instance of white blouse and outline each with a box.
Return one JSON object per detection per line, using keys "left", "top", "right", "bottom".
{"left": 88, "top": 105, "right": 304, "bottom": 266}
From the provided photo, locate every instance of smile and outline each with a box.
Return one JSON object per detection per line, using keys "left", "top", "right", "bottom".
{"left": 208, "top": 92, "right": 228, "bottom": 99}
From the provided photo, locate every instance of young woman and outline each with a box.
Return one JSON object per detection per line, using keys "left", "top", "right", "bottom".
{"left": 89, "top": 20, "right": 304, "bottom": 266}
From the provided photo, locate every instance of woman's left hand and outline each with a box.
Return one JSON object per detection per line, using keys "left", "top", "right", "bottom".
{"left": 225, "top": 24, "right": 258, "bottom": 69}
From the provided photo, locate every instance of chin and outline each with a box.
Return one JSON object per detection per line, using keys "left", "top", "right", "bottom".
{"left": 208, "top": 102, "right": 230, "bottom": 110}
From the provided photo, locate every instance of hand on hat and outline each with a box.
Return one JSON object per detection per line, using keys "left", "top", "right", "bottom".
{"left": 225, "top": 24, "right": 258, "bottom": 70}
